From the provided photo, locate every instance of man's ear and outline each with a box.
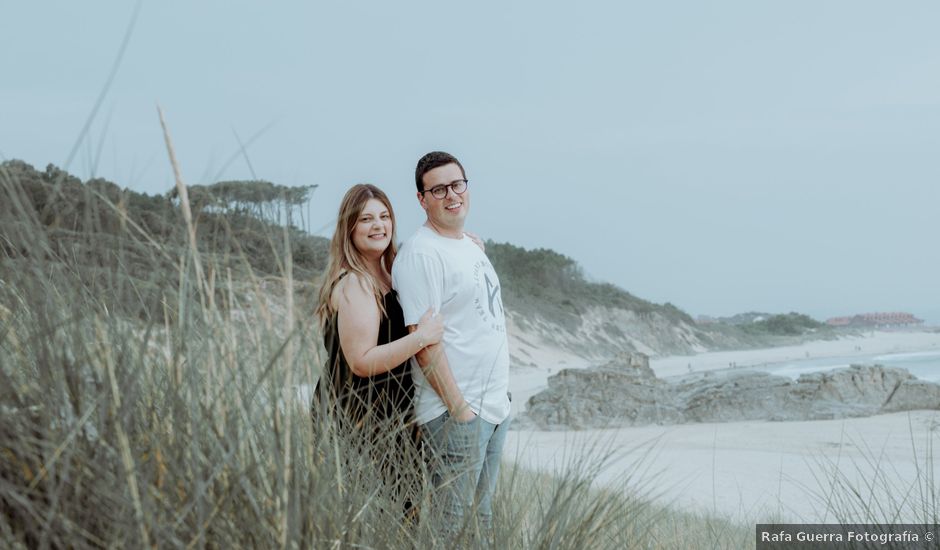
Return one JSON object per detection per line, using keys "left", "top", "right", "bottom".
{"left": 417, "top": 191, "right": 428, "bottom": 210}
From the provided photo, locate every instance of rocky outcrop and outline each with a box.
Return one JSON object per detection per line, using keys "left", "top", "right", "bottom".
{"left": 523, "top": 353, "right": 683, "bottom": 428}
{"left": 523, "top": 355, "right": 940, "bottom": 430}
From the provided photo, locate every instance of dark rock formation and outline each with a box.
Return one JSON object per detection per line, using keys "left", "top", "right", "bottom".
{"left": 525, "top": 353, "right": 682, "bottom": 429}
{"left": 523, "top": 355, "right": 940, "bottom": 430}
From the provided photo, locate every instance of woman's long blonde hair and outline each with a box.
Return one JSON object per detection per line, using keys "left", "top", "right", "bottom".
{"left": 316, "top": 184, "right": 398, "bottom": 331}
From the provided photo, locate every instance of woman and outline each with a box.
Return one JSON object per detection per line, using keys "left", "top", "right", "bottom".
{"left": 313, "top": 183, "right": 442, "bottom": 428}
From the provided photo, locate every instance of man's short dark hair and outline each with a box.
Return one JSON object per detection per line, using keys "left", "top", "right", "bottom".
{"left": 415, "top": 151, "right": 466, "bottom": 193}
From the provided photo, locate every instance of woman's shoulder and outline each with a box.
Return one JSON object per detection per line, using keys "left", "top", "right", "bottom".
{"left": 330, "top": 271, "right": 375, "bottom": 308}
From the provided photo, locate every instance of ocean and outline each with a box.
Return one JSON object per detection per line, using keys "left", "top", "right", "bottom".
{"left": 762, "top": 349, "right": 940, "bottom": 383}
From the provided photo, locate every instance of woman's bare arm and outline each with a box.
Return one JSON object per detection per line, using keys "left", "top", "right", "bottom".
{"left": 335, "top": 273, "right": 442, "bottom": 377}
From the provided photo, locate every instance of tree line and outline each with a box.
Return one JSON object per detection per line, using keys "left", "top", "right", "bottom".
{"left": 0, "top": 159, "right": 328, "bottom": 321}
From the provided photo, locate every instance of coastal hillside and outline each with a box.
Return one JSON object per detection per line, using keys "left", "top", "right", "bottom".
{"left": 1, "top": 159, "right": 830, "bottom": 357}
{"left": 485, "top": 243, "right": 834, "bottom": 362}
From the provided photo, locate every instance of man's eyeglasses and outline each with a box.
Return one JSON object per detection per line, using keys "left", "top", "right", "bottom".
{"left": 421, "top": 179, "right": 469, "bottom": 200}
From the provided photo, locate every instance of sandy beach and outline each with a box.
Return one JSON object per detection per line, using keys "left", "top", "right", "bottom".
{"left": 507, "top": 411, "right": 939, "bottom": 523}
{"left": 506, "top": 330, "right": 940, "bottom": 522}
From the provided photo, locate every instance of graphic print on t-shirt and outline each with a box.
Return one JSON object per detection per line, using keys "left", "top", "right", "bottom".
{"left": 472, "top": 259, "right": 505, "bottom": 334}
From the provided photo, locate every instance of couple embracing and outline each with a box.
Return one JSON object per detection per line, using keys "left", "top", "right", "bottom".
{"left": 314, "top": 151, "right": 511, "bottom": 536}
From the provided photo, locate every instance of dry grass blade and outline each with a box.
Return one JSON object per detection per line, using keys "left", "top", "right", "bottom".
{"left": 156, "top": 105, "right": 208, "bottom": 304}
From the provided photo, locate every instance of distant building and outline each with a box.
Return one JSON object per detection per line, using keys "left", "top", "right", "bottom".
{"left": 826, "top": 312, "right": 923, "bottom": 328}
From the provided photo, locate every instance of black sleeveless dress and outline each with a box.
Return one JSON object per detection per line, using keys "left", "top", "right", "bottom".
{"left": 312, "top": 280, "right": 421, "bottom": 515}
{"left": 313, "top": 285, "right": 414, "bottom": 427}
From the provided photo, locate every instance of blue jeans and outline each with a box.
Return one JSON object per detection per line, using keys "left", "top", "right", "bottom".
{"left": 420, "top": 410, "right": 511, "bottom": 535}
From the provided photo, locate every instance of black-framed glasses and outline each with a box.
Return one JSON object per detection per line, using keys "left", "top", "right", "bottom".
{"left": 421, "top": 179, "right": 469, "bottom": 199}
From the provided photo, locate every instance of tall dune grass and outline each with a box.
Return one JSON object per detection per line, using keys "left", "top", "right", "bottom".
{"left": 805, "top": 422, "right": 939, "bottom": 525}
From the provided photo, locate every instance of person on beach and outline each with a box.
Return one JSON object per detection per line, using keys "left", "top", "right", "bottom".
{"left": 312, "top": 183, "right": 443, "bottom": 506}
{"left": 392, "top": 151, "right": 512, "bottom": 537}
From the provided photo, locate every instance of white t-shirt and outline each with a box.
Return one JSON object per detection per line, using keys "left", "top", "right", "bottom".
{"left": 392, "top": 225, "right": 511, "bottom": 425}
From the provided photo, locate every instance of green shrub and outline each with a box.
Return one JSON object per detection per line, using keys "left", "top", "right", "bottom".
{"left": 486, "top": 241, "right": 695, "bottom": 328}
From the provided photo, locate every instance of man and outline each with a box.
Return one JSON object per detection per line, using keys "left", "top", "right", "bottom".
{"left": 392, "top": 151, "right": 511, "bottom": 535}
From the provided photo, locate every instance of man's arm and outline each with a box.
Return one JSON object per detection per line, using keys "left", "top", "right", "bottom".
{"left": 408, "top": 325, "right": 475, "bottom": 422}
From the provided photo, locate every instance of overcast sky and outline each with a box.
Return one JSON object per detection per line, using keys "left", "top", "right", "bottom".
{"left": 2, "top": 1, "right": 938, "bottom": 323}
